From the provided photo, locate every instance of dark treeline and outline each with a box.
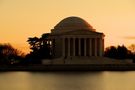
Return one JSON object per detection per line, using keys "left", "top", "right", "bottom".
{"left": 104, "top": 45, "right": 135, "bottom": 62}
{"left": 0, "top": 43, "right": 25, "bottom": 65}
{"left": 0, "top": 33, "right": 51, "bottom": 65}
{"left": 0, "top": 33, "right": 135, "bottom": 65}
{"left": 25, "top": 33, "right": 51, "bottom": 64}
{"left": 25, "top": 32, "right": 135, "bottom": 64}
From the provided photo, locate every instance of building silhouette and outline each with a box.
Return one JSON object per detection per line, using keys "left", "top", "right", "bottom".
{"left": 49, "top": 16, "right": 104, "bottom": 58}
{"left": 42, "top": 16, "right": 132, "bottom": 64}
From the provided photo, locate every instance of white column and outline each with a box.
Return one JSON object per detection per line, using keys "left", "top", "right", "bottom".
{"left": 73, "top": 38, "right": 75, "bottom": 56}
{"left": 84, "top": 38, "right": 87, "bottom": 56}
{"left": 52, "top": 39, "right": 55, "bottom": 57}
{"left": 99, "top": 38, "right": 104, "bottom": 56}
{"left": 68, "top": 38, "right": 70, "bottom": 57}
{"left": 89, "top": 38, "right": 92, "bottom": 56}
{"left": 102, "top": 39, "right": 104, "bottom": 56}
{"left": 94, "top": 38, "right": 97, "bottom": 56}
{"left": 78, "top": 38, "right": 81, "bottom": 56}
{"left": 62, "top": 38, "right": 65, "bottom": 57}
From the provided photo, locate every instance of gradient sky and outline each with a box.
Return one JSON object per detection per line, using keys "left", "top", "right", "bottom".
{"left": 0, "top": 0, "right": 135, "bottom": 53}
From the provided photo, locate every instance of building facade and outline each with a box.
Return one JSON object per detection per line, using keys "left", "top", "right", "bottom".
{"left": 48, "top": 16, "right": 104, "bottom": 58}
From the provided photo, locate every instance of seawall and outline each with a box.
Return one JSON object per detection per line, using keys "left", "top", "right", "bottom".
{"left": 0, "top": 64, "right": 135, "bottom": 71}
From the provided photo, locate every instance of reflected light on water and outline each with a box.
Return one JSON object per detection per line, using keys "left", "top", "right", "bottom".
{"left": 0, "top": 72, "right": 32, "bottom": 90}
{"left": 103, "top": 71, "right": 135, "bottom": 90}
{"left": 0, "top": 71, "right": 135, "bottom": 90}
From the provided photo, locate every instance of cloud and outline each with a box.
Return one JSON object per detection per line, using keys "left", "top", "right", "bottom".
{"left": 123, "top": 36, "right": 135, "bottom": 39}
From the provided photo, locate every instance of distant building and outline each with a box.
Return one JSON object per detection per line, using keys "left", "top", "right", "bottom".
{"left": 48, "top": 16, "right": 105, "bottom": 59}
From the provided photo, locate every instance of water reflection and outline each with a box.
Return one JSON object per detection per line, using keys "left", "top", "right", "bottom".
{"left": 0, "top": 71, "right": 135, "bottom": 90}
{"left": 103, "top": 71, "right": 135, "bottom": 90}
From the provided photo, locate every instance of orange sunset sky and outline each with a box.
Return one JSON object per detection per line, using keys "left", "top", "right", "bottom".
{"left": 0, "top": 0, "right": 135, "bottom": 53}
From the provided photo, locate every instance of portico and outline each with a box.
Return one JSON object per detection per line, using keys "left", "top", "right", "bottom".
{"left": 62, "top": 37, "right": 104, "bottom": 57}
{"left": 49, "top": 16, "right": 104, "bottom": 59}
{"left": 41, "top": 16, "right": 133, "bottom": 65}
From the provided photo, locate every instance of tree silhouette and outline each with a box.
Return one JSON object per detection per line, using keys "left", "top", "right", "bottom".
{"left": 104, "top": 45, "right": 130, "bottom": 59}
{"left": 104, "top": 46, "right": 117, "bottom": 58}
{"left": 0, "top": 44, "right": 24, "bottom": 64}
{"left": 26, "top": 33, "right": 51, "bottom": 64}
{"left": 128, "top": 44, "right": 135, "bottom": 54}
{"left": 27, "top": 37, "right": 40, "bottom": 51}
{"left": 117, "top": 45, "right": 129, "bottom": 59}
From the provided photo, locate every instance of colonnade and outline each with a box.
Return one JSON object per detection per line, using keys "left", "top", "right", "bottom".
{"left": 62, "top": 37, "right": 103, "bottom": 57}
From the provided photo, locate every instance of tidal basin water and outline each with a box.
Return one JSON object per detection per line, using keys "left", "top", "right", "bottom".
{"left": 0, "top": 71, "right": 135, "bottom": 90}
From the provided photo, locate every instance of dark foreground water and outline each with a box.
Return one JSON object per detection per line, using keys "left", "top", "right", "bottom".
{"left": 0, "top": 71, "right": 135, "bottom": 90}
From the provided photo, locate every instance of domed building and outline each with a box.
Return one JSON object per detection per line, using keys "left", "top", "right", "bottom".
{"left": 49, "top": 16, "right": 105, "bottom": 59}
{"left": 42, "top": 16, "right": 133, "bottom": 65}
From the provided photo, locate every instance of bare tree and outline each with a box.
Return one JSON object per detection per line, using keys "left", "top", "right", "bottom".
{"left": 128, "top": 44, "right": 135, "bottom": 53}
{"left": 0, "top": 43, "right": 25, "bottom": 64}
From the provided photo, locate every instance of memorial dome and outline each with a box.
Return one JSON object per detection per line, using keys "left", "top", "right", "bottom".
{"left": 53, "top": 16, "right": 95, "bottom": 32}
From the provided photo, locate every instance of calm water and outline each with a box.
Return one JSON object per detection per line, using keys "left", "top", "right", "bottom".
{"left": 0, "top": 71, "right": 135, "bottom": 90}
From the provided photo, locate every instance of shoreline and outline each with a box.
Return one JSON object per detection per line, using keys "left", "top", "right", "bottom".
{"left": 0, "top": 64, "right": 135, "bottom": 71}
